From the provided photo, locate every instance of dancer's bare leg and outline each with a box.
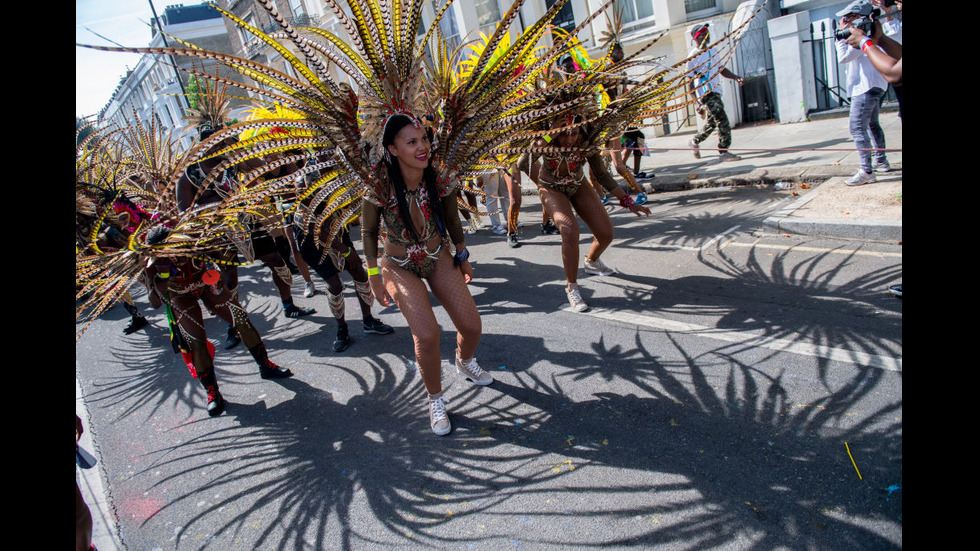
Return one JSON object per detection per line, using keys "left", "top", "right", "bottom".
{"left": 538, "top": 187, "right": 579, "bottom": 285}
{"left": 569, "top": 183, "right": 615, "bottom": 263}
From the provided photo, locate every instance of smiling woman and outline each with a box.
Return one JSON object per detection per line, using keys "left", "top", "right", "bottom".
{"left": 361, "top": 114, "right": 492, "bottom": 436}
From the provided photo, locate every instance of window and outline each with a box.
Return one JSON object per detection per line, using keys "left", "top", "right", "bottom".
{"left": 621, "top": 0, "right": 655, "bottom": 26}
{"left": 289, "top": 0, "right": 308, "bottom": 24}
{"left": 439, "top": 2, "right": 461, "bottom": 50}
{"left": 474, "top": 0, "right": 502, "bottom": 36}
{"left": 685, "top": 0, "right": 718, "bottom": 15}
{"left": 546, "top": 0, "right": 575, "bottom": 34}
{"left": 238, "top": 12, "right": 258, "bottom": 51}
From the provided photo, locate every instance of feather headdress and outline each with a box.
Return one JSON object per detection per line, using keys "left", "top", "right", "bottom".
{"left": 76, "top": 0, "right": 765, "bottom": 259}
{"left": 596, "top": 0, "right": 626, "bottom": 56}
{"left": 74, "top": 108, "right": 298, "bottom": 339}
{"left": 181, "top": 65, "right": 235, "bottom": 137}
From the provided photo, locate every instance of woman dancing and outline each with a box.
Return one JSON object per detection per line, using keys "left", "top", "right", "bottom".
{"left": 518, "top": 114, "right": 651, "bottom": 312}
{"left": 361, "top": 114, "right": 492, "bottom": 436}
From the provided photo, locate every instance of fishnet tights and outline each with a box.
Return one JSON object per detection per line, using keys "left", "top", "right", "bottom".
{"left": 381, "top": 251, "right": 481, "bottom": 395}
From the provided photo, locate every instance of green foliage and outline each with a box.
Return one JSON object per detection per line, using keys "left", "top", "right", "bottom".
{"left": 186, "top": 75, "right": 202, "bottom": 111}
{"left": 76, "top": 117, "right": 95, "bottom": 147}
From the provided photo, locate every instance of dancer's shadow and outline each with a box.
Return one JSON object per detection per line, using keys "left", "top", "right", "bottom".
{"left": 134, "top": 328, "right": 899, "bottom": 550}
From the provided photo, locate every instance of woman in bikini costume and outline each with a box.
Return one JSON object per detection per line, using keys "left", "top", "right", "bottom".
{"left": 361, "top": 114, "right": 493, "bottom": 436}
{"left": 518, "top": 114, "right": 651, "bottom": 312}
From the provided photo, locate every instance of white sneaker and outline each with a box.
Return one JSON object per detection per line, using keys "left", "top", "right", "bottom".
{"left": 491, "top": 225, "right": 507, "bottom": 235}
{"left": 304, "top": 281, "right": 316, "bottom": 298}
{"left": 845, "top": 170, "right": 876, "bottom": 186}
{"left": 874, "top": 161, "right": 892, "bottom": 173}
{"left": 566, "top": 285, "right": 589, "bottom": 312}
{"left": 583, "top": 257, "right": 615, "bottom": 276}
{"left": 456, "top": 355, "right": 493, "bottom": 385}
{"left": 429, "top": 395, "right": 451, "bottom": 436}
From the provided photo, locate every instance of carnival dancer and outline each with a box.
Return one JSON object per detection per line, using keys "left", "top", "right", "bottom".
{"left": 516, "top": 114, "right": 651, "bottom": 312}
{"left": 594, "top": 37, "right": 650, "bottom": 204}
{"left": 76, "top": 191, "right": 151, "bottom": 335}
{"left": 555, "top": 20, "right": 649, "bottom": 207}
{"left": 76, "top": 116, "right": 293, "bottom": 417}
{"left": 143, "top": 233, "right": 293, "bottom": 417}
{"left": 294, "top": 200, "right": 395, "bottom": 353}
{"left": 177, "top": 82, "right": 314, "bottom": 348}
{"left": 362, "top": 114, "right": 491, "bottom": 435}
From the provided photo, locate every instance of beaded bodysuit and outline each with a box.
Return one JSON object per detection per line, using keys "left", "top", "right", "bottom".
{"left": 521, "top": 148, "right": 620, "bottom": 198}
{"left": 362, "top": 179, "right": 465, "bottom": 279}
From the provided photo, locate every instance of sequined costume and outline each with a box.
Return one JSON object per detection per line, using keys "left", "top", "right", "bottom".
{"left": 361, "top": 178, "right": 466, "bottom": 279}
{"left": 519, "top": 149, "right": 621, "bottom": 199}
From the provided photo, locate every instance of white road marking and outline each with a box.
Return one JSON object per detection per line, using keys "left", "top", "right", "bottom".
{"left": 636, "top": 231, "right": 902, "bottom": 258}
{"left": 721, "top": 241, "right": 903, "bottom": 257}
{"left": 579, "top": 307, "right": 902, "bottom": 372}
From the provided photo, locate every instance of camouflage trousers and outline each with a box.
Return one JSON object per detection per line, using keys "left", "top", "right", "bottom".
{"left": 693, "top": 92, "right": 732, "bottom": 151}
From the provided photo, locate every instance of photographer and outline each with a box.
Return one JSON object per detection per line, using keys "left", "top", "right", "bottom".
{"left": 844, "top": 2, "right": 902, "bottom": 88}
{"left": 835, "top": 0, "right": 892, "bottom": 186}
{"left": 845, "top": 0, "right": 902, "bottom": 300}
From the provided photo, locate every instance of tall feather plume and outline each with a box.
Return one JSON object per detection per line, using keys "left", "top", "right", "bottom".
{"left": 76, "top": 0, "right": 766, "bottom": 318}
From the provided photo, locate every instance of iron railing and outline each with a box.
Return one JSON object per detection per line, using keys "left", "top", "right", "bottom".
{"left": 805, "top": 19, "right": 897, "bottom": 113}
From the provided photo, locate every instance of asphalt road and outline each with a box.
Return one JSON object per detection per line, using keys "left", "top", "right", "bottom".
{"left": 76, "top": 185, "right": 902, "bottom": 550}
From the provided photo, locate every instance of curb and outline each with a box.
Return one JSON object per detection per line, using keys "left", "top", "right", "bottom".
{"left": 513, "top": 165, "right": 901, "bottom": 243}
{"left": 516, "top": 166, "right": 855, "bottom": 196}
{"left": 762, "top": 178, "right": 902, "bottom": 242}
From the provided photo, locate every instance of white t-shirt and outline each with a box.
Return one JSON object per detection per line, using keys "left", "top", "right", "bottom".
{"left": 686, "top": 47, "right": 722, "bottom": 101}
{"left": 835, "top": 39, "right": 889, "bottom": 98}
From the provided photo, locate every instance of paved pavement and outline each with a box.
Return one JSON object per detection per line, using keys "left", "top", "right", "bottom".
{"left": 625, "top": 108, "right": 902, "bottom": 242}
{"left": 76, "top": 110, "right": 901, "bottom": 551}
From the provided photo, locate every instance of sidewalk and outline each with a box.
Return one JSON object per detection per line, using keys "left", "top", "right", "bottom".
{"left": 613, "top": 110, "right": 903, "bottom": 242}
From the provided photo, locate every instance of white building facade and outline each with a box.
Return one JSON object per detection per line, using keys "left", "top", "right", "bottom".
{"left": 99, "top": 3, "right": 246, "bottom": 151}
{"left": 96, "top": 1, "right": 895, "bottom": 147}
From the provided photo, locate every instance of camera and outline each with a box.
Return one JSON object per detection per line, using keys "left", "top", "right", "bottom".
{"left": 835, "top": 13, "right": 876, "bottom": 40}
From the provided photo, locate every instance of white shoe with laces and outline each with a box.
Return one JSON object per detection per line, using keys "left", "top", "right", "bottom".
{"left": 304, "top": 281, "right": 316, "bottom": 298}
{"left": 845, "top": 169, "right": 877, "bottom": 186}
{"left": 583, "top": 256, "right": 615, "bottom": 276}
{"left": 566, "top": 285, "right": 589, "bottom": 312}
{"left": 456, "top": 355, "right": 493, "bottom": 385}
{"left": 429, "top": 395, "right": 451, "bottom": 436}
